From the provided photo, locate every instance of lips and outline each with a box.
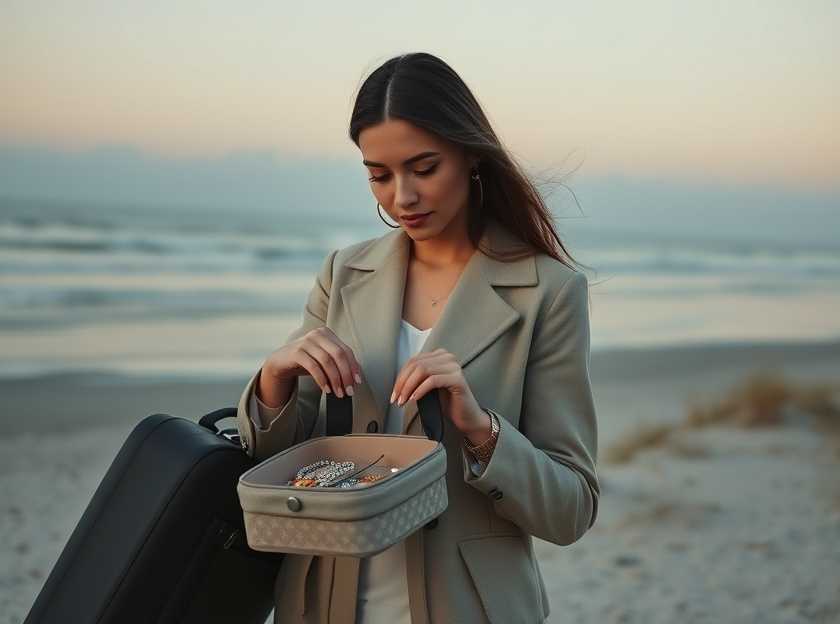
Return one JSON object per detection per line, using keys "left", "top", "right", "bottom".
{"left": 402, "top": 212, "right": 431, "bottom": 221}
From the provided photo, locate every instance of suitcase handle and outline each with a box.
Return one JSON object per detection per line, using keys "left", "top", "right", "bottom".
{"left": 199, "top": 410, "right": 244, "bottom": 447}
{"left": 198, "top": 407, "right": 238, "bottom": 435}
{"left": 325, "top": 388, "right": 445, "bottom": 441}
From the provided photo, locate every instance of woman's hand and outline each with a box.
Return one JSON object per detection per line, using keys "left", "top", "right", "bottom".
{"left": 389, "top": 348, "right": 489, "bottom": 439}
{"left": 263, "top": 326, "right": 363, "bottom": 399}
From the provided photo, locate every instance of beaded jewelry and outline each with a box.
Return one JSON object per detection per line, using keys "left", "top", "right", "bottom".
{"left": 308, "top": 461, "right": 354, "bottom": 483}
{"left": 287, "top": 455, "right": 395, "bottom": 488}
{"left": 323, "top": 454, "right": 385, "bottom": 487}
{"left": 288, "top": 458, "right": 356, "bottom": 487}
{"left": 360, "top": 473, "right": 386, "bottom": 484}
{"left": 295, "top": 459, "right": 334, "bottom": 479}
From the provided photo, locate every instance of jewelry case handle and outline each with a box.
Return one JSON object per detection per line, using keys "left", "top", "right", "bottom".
{"left": 325, "top": 388, "right": 445, "bottom": 442}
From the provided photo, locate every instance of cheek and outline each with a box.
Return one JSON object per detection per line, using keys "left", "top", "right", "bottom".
{"left": 370, "top": 183, "right": 390, "bottom": 204}
{"left": 425, "top": 168, "right": 464, "bottom": 203}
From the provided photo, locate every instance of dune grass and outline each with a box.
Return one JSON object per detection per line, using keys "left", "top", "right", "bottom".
{"left": 603, "top": 370, "right": 840, "bottom": 465}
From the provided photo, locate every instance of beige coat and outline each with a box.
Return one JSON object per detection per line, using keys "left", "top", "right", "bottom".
{"left": 235, "top": 217, "right": 600, "bottom": 624}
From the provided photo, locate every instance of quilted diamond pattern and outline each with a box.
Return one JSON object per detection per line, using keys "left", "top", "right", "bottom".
{"left": 243, "top": 476, "right": 448, "bottom": 557}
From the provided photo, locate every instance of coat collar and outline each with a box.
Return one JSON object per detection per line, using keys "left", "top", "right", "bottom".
{"left": 339, "top": 217, "right": 538, "bottom": 436}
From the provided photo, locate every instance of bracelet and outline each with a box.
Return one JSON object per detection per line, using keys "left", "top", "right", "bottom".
{"left": 464, "top": 408, "right": 499, "bottom": 464}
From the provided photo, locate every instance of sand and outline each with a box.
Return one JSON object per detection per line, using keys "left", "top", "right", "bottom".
{"left": 2, "top": 339, "right": 839, "bottom": 623}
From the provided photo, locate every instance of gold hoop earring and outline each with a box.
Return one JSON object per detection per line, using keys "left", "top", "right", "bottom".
{"left": 376, "top": 202, "right": 400, "bottom": 229}
{"left": 471, "top": 168, "right": 484, "bottom": 209}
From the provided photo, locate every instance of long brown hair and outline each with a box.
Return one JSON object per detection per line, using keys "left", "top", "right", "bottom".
{"left": 348, "top": 52, "right": 587, "bottom": 272}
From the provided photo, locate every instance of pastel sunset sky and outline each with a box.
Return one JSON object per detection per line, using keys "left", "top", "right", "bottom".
{"left": 1, "top": 1, "right": 837, "bottom": 241}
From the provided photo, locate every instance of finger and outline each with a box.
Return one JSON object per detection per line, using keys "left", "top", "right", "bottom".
{"left": 294, "top": 347, "right": 333, "bottom": 394}
{"left": 395, "top": 360, "right": 439, "bottom": 406}
{"left": 319, "top": 328, "right": 363, "bottom": 385}
{"left": 406, "top": 375, "right": 444, "bottom": 403}
{"left": 405, "top": 371, "right": 459, "bottom": 404}
{"left": 391, "top": 355, "right": 425, "bottom": 403}
{"left": 337, "top": 341, "right": 364, "bottom": 385}
{"left": 318, "top": 335, "right": 358, "bottom": 395}
{"left": 302, "top": 341, "right": 345, "bottom": 397}
{"left": 404, "top": 361, "right": 463, "bottom": 403}
{"left": 392, "top": 351, "right": 453, "bottom": 403}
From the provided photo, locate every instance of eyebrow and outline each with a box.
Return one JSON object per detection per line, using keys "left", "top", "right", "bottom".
{"left": 362, "top": 151, "right": 440, "bottom": 168}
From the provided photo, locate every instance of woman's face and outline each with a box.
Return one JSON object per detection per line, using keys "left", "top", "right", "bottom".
{"left": 359, "top": 118, "right": 476, "bottom": 241}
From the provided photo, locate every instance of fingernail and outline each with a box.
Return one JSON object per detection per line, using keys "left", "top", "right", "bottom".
{"left": 398, "top": 395, "right": 405, "bottom": 406}
{"left": 390, "top": 391, "right": 395, "bottom": 404}
{"left": 335, "top": 386, "right": 344, "bottom": 398}
{"left": 355, "top": 372, "right": 362, "bottom": 384}
{"left": 324, "top": 386, "right": 331, "bottom": 394}
{"left": 346, "top": 385, "right": 354, "bottom": 396}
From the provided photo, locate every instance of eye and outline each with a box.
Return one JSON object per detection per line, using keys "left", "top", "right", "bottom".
{"left": 415, "top": 164, "right": 438, "bottom": 177}
{"left": 368, "top": 163, "right": 439, "bottom": 184}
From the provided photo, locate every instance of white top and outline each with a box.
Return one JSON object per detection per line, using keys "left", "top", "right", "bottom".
{"left": 355, "top": 318, "right": 432, "bottom": 624}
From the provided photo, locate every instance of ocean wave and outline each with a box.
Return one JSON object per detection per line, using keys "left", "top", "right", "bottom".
{"left": 584, "top": 245, "right": 840, "bottom": 278}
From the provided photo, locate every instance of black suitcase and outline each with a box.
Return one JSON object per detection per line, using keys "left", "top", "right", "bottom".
{"left": 24, "top": 407, "right": 284, "bottom": 624}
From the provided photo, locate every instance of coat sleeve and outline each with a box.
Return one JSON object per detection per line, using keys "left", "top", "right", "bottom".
{"left": 235, "top": 248, "right": 339, "bottom": 462}
{"left": 459, "top": 270, "right": 600, "bottom": 546}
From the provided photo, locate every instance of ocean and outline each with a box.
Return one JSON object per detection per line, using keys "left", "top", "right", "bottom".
{"left": 2, "top": 197, "right": 839, "bottom": 381}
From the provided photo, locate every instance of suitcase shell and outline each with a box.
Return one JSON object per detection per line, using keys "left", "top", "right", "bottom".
{"left": 24, "top": 408, "right": 283, "bottom": 624}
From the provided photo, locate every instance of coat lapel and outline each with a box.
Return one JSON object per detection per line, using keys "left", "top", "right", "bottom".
{"left": 330, "top": 218, "right": 538, "bottom": 623}
{"left": 340, "top": 218, "right": 537, "bottom": 436}
{"left": 339, "top": 225, "right": 410, "bottom": 433}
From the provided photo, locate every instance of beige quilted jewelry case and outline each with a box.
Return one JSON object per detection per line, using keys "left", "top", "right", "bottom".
{"left": 236, "top": 389, "right": 448, "bottom": 557}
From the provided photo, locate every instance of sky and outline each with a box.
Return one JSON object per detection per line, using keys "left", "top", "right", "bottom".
{"left": 1, "top": 1, "right": 838, "bottom": 240}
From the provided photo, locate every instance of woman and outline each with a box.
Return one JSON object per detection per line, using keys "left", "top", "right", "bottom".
{"left": 235, "top": 52, "right": 600, "bottom": 624}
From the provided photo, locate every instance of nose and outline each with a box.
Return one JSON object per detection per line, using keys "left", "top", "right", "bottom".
{"left": 394, "top": 175, "right": 419, "bottom": 209}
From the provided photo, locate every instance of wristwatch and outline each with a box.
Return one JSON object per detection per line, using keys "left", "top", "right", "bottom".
{"left": 464, "top": 408, "right": 499, "bottom": 464}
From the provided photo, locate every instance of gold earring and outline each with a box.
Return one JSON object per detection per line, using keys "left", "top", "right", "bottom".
{"left": 471, "top": 168, "right": 484, "bottom": 209}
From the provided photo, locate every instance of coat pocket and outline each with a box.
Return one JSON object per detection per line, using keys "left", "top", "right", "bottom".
{"left": 457, "top": 533, "right": 545, "bottom": 624}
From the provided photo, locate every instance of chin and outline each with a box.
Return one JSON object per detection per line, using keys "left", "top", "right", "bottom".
{"left": 404, "top": 225, "right": 441, "bottom": 241}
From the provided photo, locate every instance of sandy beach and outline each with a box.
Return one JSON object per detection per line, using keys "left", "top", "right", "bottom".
{"left": 2, "top": 338, "right": 839, "bottom": 623}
